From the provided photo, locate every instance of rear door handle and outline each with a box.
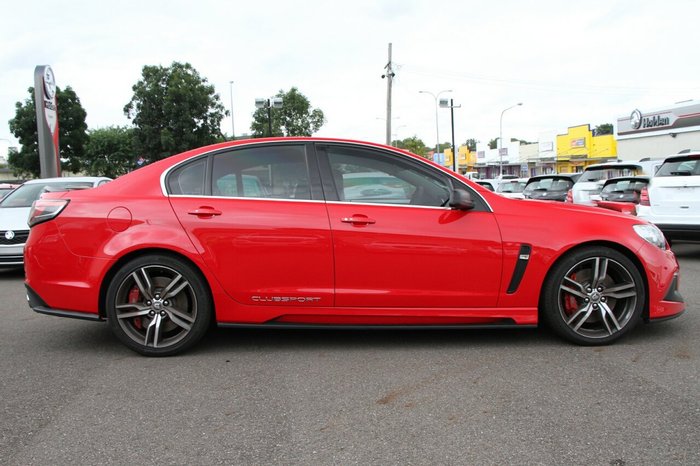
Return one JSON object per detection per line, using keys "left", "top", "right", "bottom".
{"left": 341, "top": 214, "right": 376, "bottom": 225}
{"left": 187, "top": 207, "right": 222, "bottom": 218}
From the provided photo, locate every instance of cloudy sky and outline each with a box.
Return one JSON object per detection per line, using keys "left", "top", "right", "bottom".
{"left": 2, "top": 0, "right": 700, "bottom": 155}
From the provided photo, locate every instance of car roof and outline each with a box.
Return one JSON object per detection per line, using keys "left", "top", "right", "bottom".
{"left": 662, "top": 152, "right": 700, "bottom": 163}
{"left": 527, "top": 173, "right": 579, "bottom": 181}
{"left": 602, "top": 175, "right": 649, "bottom": 184}
{"left": 23, "top": 176, "right": 110, "bottom": 184}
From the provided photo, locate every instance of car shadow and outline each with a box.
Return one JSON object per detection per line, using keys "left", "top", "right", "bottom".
{"left": 192, "top": 325, "right": 561, "bottom": 355}
{"left": 671, "top": 241, "right": 700, "bottom": 259}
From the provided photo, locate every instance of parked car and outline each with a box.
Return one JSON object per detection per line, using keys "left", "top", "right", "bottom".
{"left": 495, "top": 178, "right": 529, "bottom": 199}
{"left": 598, "top": 176, "right": 650, "bottom": 204}
{"left": 568, "top": 160, "right": 660, "bottom": 205}
{"left": 475, "top": 180, "right": 497, "bottom": 191}
{"left": 24, "top": 138, "right": 683, "bottom": 356}
{"left": 0, "top": 177, "right": 111, "bottom": 266}
{"left": 0, "top": 183, "right": 21, "bottom": 200}
{"left": 523, "top": 174, "right": 580, "bottom": 202}
{"left": 637, "top": 151, "right": 700, "bottom": 242}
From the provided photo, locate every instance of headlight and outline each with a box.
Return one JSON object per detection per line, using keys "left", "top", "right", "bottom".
{"left": 633, "top": 223, "right": 667, "bottom": 250}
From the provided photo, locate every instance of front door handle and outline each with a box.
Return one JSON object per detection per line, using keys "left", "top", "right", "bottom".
{"left": 187, "top": 206, "right": 222, "bottom": 218}
{"left": 341, "top": 214, "right": 376, "bottom": 226}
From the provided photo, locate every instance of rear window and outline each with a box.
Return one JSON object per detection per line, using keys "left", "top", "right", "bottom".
{"left": 523, "top": 178, "right": 573, "bottom": 194}
{"left": 655, "top": 157, "right": 700, "bottom": 177}
{"left": 601, "top": 179, "right": 647, "bottom": 194}
{"left": 0, "top": 182, "right": 95, "bottom": 208}
{"left": 578, "top": 166, "right": 643, "bottom": 182}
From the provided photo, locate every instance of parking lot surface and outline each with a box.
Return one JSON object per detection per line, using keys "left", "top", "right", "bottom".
{"left": 1, "top": 243, "right": 699, "bottom": 465}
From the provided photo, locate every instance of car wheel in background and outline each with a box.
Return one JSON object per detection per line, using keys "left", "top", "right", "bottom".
{"left": 542, "top": 246, "right": 645, "bottom": 345}
{"left": 105, "top": 254, "right": 212, "bottom": 356}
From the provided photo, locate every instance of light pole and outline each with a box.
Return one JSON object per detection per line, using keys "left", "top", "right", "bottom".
{"left": 255, "top": 97, "right": 284, "bottom": 137}
{"left": 419, "top": 89, "right": 452, "bottom": 161}
{"left": 439, "top": 98, "right": 461, "bottom": 172}
{"left": 499, "top": 102, "right": 523, "bottom": 177}
{"left": 229, "top": 81, "right": 235, "bottom": 140}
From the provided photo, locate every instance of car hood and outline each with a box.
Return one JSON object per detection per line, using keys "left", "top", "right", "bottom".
{"left": 0, "top": 207, "right": 31, "bottom": 231}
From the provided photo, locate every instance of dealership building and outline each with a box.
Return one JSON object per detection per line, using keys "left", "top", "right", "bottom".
{"left": 616, "top": 100, "right": 700, "bottom": 160}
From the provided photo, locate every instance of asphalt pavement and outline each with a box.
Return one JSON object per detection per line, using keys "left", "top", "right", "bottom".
{"left": 1, "top": 243, "right": 699, "bottom": 465}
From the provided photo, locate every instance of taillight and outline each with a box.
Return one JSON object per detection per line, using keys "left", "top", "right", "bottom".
{"left": 28, "top": 199, "right": 69, "bottom": 227}
{"left": 565, "top": 189, "right": 573, "bottom": 203}
{"left": 639, "top": 187, "right": 650, "bottom": 206}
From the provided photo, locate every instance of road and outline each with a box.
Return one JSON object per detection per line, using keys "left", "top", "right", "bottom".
{"left": 1, "top": 243, "right": 699, "bottom": 465}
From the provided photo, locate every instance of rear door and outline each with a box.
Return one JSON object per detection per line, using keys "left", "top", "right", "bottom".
{"left": 167, "top": 142, "right": 334, "bottom": 307}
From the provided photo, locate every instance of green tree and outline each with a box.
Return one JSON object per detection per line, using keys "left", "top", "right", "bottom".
{"left": 594, "top": 123, "right": 613, "bottom": 136}
{"left": 393, "top": 136, "right": 428, "bottom": 157}
{"left": 82, "top": 126, "right": 135, "bottom": 178}
{"left": 251, "top": 87, "right": 325, "bottom": 137}
{"left": 8, "top": 86, "right": 88, "bottom": 178}
{"left": 462, "top": 138, "right": 477, "bottom": 151}
{"left": 124, "top": 62, "right": 226, "bottom": 162}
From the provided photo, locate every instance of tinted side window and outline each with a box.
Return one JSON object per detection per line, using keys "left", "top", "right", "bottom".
{"left": 212, "top": 145, "right": 310, "bottom": 200}
{"left": 324, "top": 147, "right": 451, "bottom": 207}
{"left": 168, "top": 158, "right": 206, "bottom": 195}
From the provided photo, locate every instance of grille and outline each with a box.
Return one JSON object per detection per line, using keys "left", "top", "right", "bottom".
{"left": 0, "top": 230, "right": 29, "bottom": 245}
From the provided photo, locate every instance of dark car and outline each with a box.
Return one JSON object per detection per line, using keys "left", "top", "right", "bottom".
{"left": 599, "top": 176, "right": 649, "bottom": 204}
{"left": 523, "top": 174, "right": 580, "bottom": 202}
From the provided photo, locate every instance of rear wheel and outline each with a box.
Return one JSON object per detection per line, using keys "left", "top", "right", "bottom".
{"left": 105, "top": 254, "right": 212, "bottom": 356}
{"left": 542, "top": 247, "right": 645, "bottom": 345}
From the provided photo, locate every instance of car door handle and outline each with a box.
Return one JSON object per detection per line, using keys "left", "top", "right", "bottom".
{"left": 187, "top": 207, "right": 222, "bottom": 218}
{"left": 341, "top": 215, "right": 376, "bottom": 225}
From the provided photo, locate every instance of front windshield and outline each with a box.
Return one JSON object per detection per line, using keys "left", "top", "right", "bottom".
{"left": 0, "top": 182, "right": 94, "bottom": 208}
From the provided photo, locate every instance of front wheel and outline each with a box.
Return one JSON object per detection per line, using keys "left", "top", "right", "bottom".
{"left": 542, "top": 247, "right": 645, "bottom": 345}
{"left": 105, "top": 254, "right": 212, "bottom": 356}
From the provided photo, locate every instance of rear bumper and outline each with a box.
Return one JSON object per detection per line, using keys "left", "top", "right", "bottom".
{"left": 26, "top": 284, "right": 103, "bottom": 321}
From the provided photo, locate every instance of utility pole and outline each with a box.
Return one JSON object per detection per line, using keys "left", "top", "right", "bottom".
{"left": 382, "top": 43, "right": 395, "bottom": 146}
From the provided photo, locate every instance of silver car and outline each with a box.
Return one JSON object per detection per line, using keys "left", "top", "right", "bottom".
{"left": 0, "top": 177, "right": 111, "bottom": 266}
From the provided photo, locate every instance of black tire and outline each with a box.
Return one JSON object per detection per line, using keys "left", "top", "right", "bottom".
{"left": 105, "top": 254, "right": 212, "bottom": 356}
{"left": 542, "top": 246, "right": 645, "bottom": 345}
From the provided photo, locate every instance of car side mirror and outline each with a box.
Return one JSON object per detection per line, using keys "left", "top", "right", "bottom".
{"left": 449, "top": 188, "right": 475, "bottom": 210}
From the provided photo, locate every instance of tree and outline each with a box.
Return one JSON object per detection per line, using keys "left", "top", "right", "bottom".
{"left": 462, "top": 138, "right": 477, "bottom": 151}
{"left": 124, "top": 62, "right": 226, "bottom": 163}
{"left": 8, "top": 86, "right": 88, "bottom": 178}
{"left": 594, "top": 123, "right": 614, "bottom": 136}
{"left": 82, "top": 126, "right": 135, "bottom": 178}
{"left": 393, "top": 136, "right": 428, "bottom": 157}
{"left": 251, "top": 87, "right": 325, "bottom": 137}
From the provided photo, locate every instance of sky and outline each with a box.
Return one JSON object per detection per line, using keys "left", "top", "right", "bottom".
{"left": 2, "top": 0, "right": 700, "bottom": 156}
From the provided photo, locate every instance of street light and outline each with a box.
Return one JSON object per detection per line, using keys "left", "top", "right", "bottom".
{"left": 255, "top": 97, "right": 284, "bottom": 137}
{"left": 229, "top": 81, "right": 235, "bottom": 140}
{"left": 499, "top": 102, "right": 523, "bottom": 177}
{"left": 419, "top": 89, "right": 452, "bottom": 161}
{"left": 439, "top": 98, "right": 461, "bottom": 172}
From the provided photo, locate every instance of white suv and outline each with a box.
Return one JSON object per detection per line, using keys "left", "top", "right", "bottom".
{"left": 637, "top": 151, "right": 700, "bottom": 242}
{"left": 568, "top": 160, "right": 661, "bottom": 206}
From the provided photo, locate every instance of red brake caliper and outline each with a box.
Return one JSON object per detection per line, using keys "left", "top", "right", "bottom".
{"left": 128, "top": 286, "right": 143, "bottom": 329}
{"left": 564, "top": 273, "right": 578, "bottom": 315}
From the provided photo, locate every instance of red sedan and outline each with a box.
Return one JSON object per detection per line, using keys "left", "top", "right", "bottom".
{"left": 24, "top": 138, "right": 684, "bottom": 356}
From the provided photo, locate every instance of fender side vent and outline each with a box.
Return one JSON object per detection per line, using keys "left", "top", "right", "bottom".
{"left": 507, "top": 244, "right": 532, "bottom": 294}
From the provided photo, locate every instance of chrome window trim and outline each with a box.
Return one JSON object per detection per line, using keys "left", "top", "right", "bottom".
{"left": 158, "top": 139, "right": 493, "bottom": 212}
